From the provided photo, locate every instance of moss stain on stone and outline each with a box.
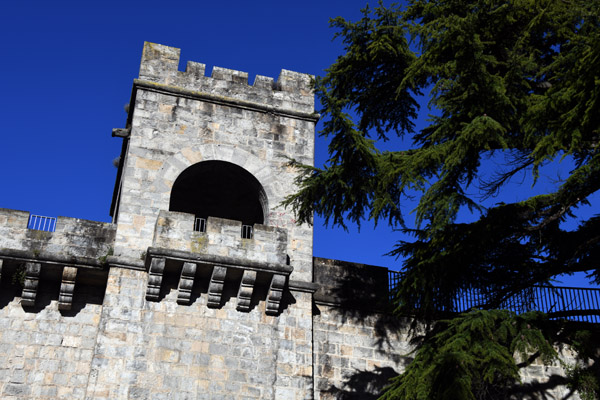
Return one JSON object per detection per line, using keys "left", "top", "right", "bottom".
{"left": 190, "top": 236, "right": 207, "bottom": 253}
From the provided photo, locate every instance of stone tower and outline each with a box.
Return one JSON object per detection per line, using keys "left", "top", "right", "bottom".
{"left": 98, "top": 42, "right": 320, "bottom": 397}
{"left": 111, "top": 42, "right": 317, "bottom": 282}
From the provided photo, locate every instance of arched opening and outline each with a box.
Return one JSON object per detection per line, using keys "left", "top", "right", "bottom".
{"left": 169, "top": 160, "right": 267, "bottom": 227}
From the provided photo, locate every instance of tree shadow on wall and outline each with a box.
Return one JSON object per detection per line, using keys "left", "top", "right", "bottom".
{"left": 314, "top": 258, "right": 410, "bottom": 354}
{"left": 0, "top": 260, "right": 107, "bottom": 316}
{"left": 323, "top": 366, "right": 399, "bottom": 400}
{"left": 325, "top": 364, "right": 585, "bottom": 400}
{"left": 510, "top": 375, "right": 574, "bottom": 400}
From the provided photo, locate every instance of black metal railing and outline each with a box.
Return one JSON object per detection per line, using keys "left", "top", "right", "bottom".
{"left": 387, "top": 270, "right": 600, "bottom": 323}
{"left": 194, "top": 217, "right": 207, "bottom": 232}
{"left": 241, "top": 225, "right": 253, "bottom": 239}
{"left": 193, "top": 218, "right": 254, "bottom": 239}
{"left": 388, "top": 270, "right": 401, "bottom": 302}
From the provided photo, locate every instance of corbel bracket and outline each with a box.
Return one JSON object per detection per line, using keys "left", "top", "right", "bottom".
{"left": 58, "top": 266, "right": 78, "bottom": 310}
{"left": 236, "top": 270, "right": 257, "bottom": 312}
{"left": 207, "top": 266, "right": 227, "bottom": 308}
{"left": 146, "top": 257, "right": 166, "bottom": 301}
{"left": 21, "top": 262, "right": 41, "bottom": 307}
{"left": 266, "top": 274, "right": 286, "bottom": 316}
{"left": 177, "top": 262, "right": 197, "bottom": 305}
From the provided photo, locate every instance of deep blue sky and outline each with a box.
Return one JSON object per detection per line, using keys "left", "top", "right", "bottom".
{"left": 1, "top": 0, "right": 597, "bottom": 287}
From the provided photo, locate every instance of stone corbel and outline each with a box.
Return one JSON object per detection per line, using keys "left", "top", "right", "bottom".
{"left": 146, "top": 257, "right": 166, "bottom": 301}
{"left": 58, "top": 267, "right": 78, "bottom": 311}
{"left": 207, "top": 266, "right": 227, "bottom": 308}
{"left": 21, "top": 262, "right": 41, "bottom": 307}
{"left": 266, "top": 274, "right": 286, "bottom": 316}
{"left": 236, "top": 270, "right": 257, "bottom": 312}
{"left": 177, "top": 262, "right": 197, "bottom": 305}
{"left": 112, "top": 128, "right": 131, "bottom": 138}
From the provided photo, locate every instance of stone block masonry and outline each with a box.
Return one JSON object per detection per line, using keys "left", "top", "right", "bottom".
{"left": 83, "top": 268, "right": 314, "bottom": 399}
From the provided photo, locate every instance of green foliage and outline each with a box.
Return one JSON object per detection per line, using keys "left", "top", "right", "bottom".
{"left": 566, "top": 363, "right": 599, "bottom": 400}
{"left": 11, "top": 264, "right": 26, "bottom": 287}
{"left": 283, "top": 0, "right": 600, "bottom": 398}
{"left": 98, "top": 246, "right": 114, "bottom": 265}
{"left": 380, "top": 310, "right": 556, "bottom": 400}
{"left": 562, "top": 329, "right": 600, "bottom": 400}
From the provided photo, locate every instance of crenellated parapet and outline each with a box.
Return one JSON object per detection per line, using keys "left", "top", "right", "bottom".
{"left": 136, "top": 42, "right": 316, "bottom": 117}
{"left": 145, "top": 210, "right": 291, "bottom": 314}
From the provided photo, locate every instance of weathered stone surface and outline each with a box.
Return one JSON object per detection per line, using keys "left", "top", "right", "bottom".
{"left": 314, "top": 257, "right": 390, "bottom": 310}
{"left": 0, "top": 208, "right": 116, "bottom": 267}
{"left": 153, "top": 211, "right": 289, "bottom": 266}
{"left": 266, "top": 274, "right": 286, "bottom": 316}
{"left": 176, "top": 261, "right": 196, "bottom": 305}
{"left": 145, "top": 257, "right": 165, "bottom": 301}
{"left": 21, "top": 262, "right": 41, "bottom": 307}
{"left": 207, "top": 266, "right": 227, "bottom": 308}
{"left": 236, "top": 270, "right": 257, "bottom": 312}
{"left": 58, "top": 266, "right": 77, "bottom": 310}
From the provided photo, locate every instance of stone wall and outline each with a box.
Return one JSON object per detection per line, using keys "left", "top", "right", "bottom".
{"left": 0, "top": 266, "right": 314, "bottom": 399}
{"left": 83, "top": 268, "right": 314, "bottom": 399}
{"left": 311, "top": 257, "right": 584, "bottom": 400}
{"left": 0, "top": 238, "right": 586, "bottom": 400}
{"left": 0, "top": 277, "right": 104, "bottom": 399}
{"left": 0, "top": 205, "right": 315, "bottom": 399}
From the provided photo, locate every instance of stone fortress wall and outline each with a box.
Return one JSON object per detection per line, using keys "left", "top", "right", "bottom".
{"left": 0, "top": 43, "right": 580, "bottom": 399}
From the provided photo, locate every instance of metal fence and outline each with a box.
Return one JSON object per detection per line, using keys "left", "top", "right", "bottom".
{"left": 27, "top": 215, "right": 57, "bottom": 232}
{"left": 388, "top": 270, "right": 401, "bottom": 302}
{"left": 241, "top": 225, "right": 253, "bottom": 239}
{"left": 194, "top": 218, "right": 253, "bottom": 239}
{"left": 194, "top": 217, "right": 207, "bottom": 232}
{"left": 387, "top": 270, "right": 600, "bottom": 323}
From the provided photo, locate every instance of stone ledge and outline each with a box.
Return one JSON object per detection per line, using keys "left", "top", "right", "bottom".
{"left": 146, "top": 247, "right": 292, "bottom": 274}
{"left": 0, "top": 248, "right": 109, "bottom": 269}
{"left": 134, "top": 79, "right": 320, "bottom": 122}
{"left": 288, "top": 280, "right": 319, "bottom": 294}
{"left": 152, "top": 212, "right": 289, "bottom": 266}
{"left": 106, "top": 255, "right": 145, "bottom": 270}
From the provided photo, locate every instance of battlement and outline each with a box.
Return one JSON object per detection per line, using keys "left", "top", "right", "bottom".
{"left": 137, "top": 42, "right": 316, "bottom": 115}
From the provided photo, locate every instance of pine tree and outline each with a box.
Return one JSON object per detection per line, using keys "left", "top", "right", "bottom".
{"left": 283, "top": 0, "right": 600, "bottom": 398}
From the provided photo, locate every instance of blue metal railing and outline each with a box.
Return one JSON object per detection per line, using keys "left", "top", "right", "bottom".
{"left": 27, "top": 215, "right": 56, "bottom": 232}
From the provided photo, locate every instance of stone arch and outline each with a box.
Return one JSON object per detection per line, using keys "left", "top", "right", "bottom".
{"left": 169, "top": 160, "right": 267, "bottom": 226}
{"left": 157, "top": 144, "right": 276, "bottom": 224}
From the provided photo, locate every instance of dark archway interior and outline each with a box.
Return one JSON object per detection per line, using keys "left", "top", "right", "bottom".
{"left": 169, "top": 161, "right": 266, "bottom": 226}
